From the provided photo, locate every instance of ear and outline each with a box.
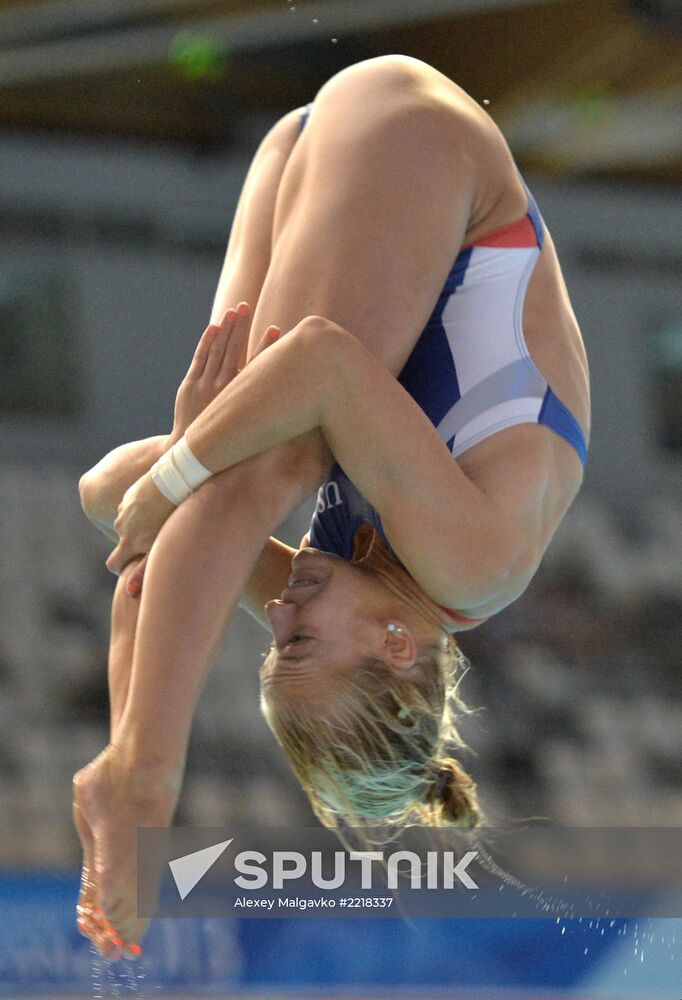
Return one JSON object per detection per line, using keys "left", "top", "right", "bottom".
{"left": 382, "top": 622, "right": 418, "bottom": 670}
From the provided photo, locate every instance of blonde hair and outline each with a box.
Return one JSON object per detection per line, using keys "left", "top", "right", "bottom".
{"left": 260, "top": 631, "right": 481, "bottom": 843}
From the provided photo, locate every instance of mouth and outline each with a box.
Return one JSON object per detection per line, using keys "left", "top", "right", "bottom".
{"left": 287, "top": 570, "right": 324, "bottom": 588}
{"left": 280, "top": 577, "right": 325, "bottom": 602}
{"left": 279, "top": 557, "right": 330, "bottom": 602}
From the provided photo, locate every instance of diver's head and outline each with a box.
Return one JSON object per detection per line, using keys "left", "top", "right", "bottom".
{"left": 259, "top": 540, "right": 480, "bottom": 835}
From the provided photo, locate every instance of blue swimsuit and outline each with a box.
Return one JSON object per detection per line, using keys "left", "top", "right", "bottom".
{"left": 297, "top": 102, "right": 588, "bottom": 621}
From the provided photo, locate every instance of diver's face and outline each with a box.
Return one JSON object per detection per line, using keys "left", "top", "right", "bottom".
{"left": 262, "top": 548, "right": 400, "bottom": 692}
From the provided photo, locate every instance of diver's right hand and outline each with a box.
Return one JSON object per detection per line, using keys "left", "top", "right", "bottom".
{"left": 171, "top": 303, "right": 280, "bottom": 441}
{"left": 125, "top": 305, "right": 280, "bottom": 599}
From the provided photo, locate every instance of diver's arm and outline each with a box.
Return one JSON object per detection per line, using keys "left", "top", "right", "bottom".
{"left": 108, "top": 315, "right": 520, "bottom": 606}
{"left": 183, "top": 316, "right": 523, "bottom": 608}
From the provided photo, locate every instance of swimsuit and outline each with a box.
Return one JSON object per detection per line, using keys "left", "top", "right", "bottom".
{"left": 297, "top": 103, "right": 588, "bottom": 626}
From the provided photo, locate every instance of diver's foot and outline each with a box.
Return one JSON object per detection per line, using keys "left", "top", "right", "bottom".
{"left": 73, "top": 746, "right": 182, "bottom": 958}
{"left": 73, "top": 797, "right": 103, "bottom": 943}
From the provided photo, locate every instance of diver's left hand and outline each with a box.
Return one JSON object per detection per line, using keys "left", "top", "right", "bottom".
{"left": 105, "top": 471, "right": 176, "bottom": 575}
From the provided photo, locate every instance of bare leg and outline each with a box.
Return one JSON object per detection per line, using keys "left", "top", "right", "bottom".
{"left": 74, "top": 452, "right": 306, "bottom": 951}
{"left": 71, "top": 105, "right": 333, "bottom": 958}
{"left": 209, "top": 106, "right": 307, "bottom": 330}
{"left": 74, "top": 560, "right": 145, "bottom": 940}
{"left": 245, "top": 57, "right": 473, "bottom": 376}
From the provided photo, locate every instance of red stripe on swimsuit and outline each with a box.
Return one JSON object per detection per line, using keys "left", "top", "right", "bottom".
{"left": 436, "top": 604, "right": 489, "bottom": 625}
{"left": 462, "top": 214, "right": 537, "bottom": 250}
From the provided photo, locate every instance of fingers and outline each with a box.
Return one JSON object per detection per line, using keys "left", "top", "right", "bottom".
{"left": 254, "top": 324, "right": 282, "bottom": 356}
{"left": 203, "top": 308, "right": 236, "bottom": 381}
{"left": 196, "top": 303, "right": 279, "bottom": 386}
{"left": 202, "top": 302, "right": 247, "bottom": 383}
{"left": 105, "top": 543, "right": 123, "bottom": 576}
{"left": 214, "top": 302, "right": 252, "bottom": 385}
{"left": 246, "top": 323, "right": 282, "bottom": 366}
{"left": 106, "top": 540, "right": 136, "bottom": 576}
{"left": 186, "top": 323, "right": 219, "bottom": 380}
{"left": 125, "top": 554, "right": 148, "bottom": 598}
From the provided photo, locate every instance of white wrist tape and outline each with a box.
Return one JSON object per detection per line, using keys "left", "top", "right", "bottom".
{"left": 173, "top": 436, "right": 213, "bottom": 490}
{"left": 150, "top": 436, "right": 213, "bottom": 505}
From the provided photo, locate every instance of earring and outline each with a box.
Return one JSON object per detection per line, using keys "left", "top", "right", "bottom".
{"left": 386, "top": 623, "right": 406, "bottom": 636}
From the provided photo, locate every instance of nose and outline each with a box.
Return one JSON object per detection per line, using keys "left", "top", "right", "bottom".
{"left": 264, "top": 599, "right": 297, "bottom": 648}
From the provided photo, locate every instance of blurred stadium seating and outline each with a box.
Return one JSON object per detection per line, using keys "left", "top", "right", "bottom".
{"left": 1, "top": 464, "right": 680, "bottom": 867}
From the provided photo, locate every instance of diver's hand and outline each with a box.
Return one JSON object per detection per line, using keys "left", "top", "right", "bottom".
{"left": 125, "top": 553, "right": 148, "bottom": 598}
{"left": 105, "top": 471, "right": 175, "bottom": 575}
{"left": 171, "top": 303, "right": 281, "bottom": 442}
{"left": 112, "top": 306, "right": 281, "bottom": 582}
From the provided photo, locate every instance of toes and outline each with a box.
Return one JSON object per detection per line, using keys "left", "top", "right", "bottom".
{"left": 97, "top": 882, "right": 144, "bottom": 959}
{"left": 74, "top": 803, "right": 105, "bottom": 946}
{"left": 92, "top": 913, "right": 143, "bottom": 963}
{"left": 87, "top": 907, "right": 125, "bottom": 962}
{"left": 77, "top": 910, "right": 97, "bottom": 939}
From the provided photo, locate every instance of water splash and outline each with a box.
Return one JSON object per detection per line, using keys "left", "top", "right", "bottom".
{"left": 90, "top": 942, "right": 153, "bottom": 998}
{"left": 469, "top": 835, "right": 680, "bottom": 986}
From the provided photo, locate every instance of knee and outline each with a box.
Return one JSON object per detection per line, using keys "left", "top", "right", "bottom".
{"left": 78, "top": 471, "right": 91, "bottom": 509}
{"left": 78, "top": 470, "right": 100, "bottom": 518}
{"left": 317, "top": 54, "right": 424, "bottom": 106}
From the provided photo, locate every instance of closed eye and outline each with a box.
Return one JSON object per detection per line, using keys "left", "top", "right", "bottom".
{"left": 269, "top": 634, "right": 312, "bottom": 654}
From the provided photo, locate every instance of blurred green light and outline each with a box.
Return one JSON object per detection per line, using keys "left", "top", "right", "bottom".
{"left": 168, "top": 30, "right": 230, "bottom": 81}
{"left": 572, "top": 85, "right": 613, "bottom": 126}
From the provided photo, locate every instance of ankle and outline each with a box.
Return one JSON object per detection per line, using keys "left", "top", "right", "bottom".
{"left": 109, "top": 741, "right": 185, "bottom": 806}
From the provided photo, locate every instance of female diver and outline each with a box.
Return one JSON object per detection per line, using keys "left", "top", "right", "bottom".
{"left": 74, "top": 54, "right": 590, "bottom": 957}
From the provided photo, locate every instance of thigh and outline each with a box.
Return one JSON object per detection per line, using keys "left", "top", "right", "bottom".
{"left": 249, "top": 57, "right": 482, "bottom": 376}
{"left": 209, "top": 106, "right": 304, "bottom": 328}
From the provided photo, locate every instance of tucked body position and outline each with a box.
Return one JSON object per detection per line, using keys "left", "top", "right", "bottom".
{"left": 75, "top": 55, "right": 590, "bottom": 955}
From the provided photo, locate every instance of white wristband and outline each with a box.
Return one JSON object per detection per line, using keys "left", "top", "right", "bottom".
{"left": 173, "top": 436, "right": 213, "bottom": 490}
{"left": 150, "top": 436, "right": 213, "bottom": 506}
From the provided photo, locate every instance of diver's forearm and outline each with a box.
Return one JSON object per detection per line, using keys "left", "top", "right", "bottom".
{"left": 111, "top": 454, "right": 306, "bottom": 772}
{"left": 184, "top": 319, "right": 325, "bottom": 476}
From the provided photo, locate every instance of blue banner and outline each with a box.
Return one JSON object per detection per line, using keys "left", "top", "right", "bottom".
{"left": 0, "top": 869, "right": 635, "bottom": 994}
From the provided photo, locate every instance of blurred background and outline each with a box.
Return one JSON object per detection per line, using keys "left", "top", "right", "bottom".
{"left": 0, "top": 0, "right": 681, "bottom": 997}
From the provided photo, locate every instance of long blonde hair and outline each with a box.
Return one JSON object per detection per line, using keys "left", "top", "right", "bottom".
{"left": 260, "top": 628, "right": 481, "bottom": 843}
